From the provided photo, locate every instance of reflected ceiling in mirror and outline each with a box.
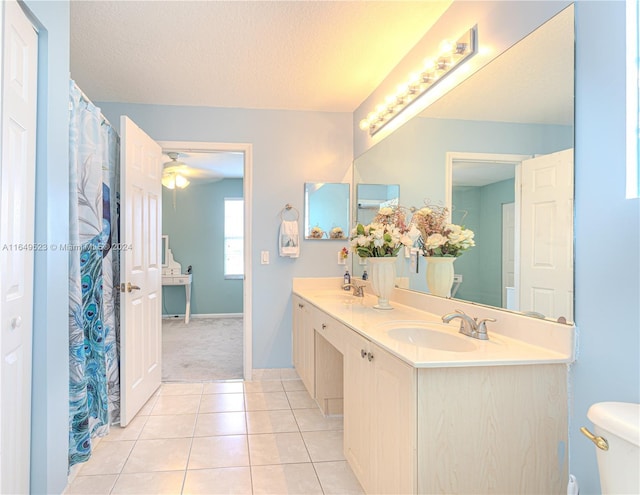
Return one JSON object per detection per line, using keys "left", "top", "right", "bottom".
{"left": 352, "top": 5, "right": 574, "bottom": 324}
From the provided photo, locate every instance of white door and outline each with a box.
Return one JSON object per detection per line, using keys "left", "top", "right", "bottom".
{"left": 520, "top": 149, "right": 573, "bottom": 320}
{"left": 120, "top": 116, "right": 163, "bottom": 426}
{"left": 0, "top": 0, "right": 37, "bottom": 491}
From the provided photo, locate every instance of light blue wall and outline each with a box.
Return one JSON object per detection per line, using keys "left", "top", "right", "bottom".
{"left": 453, "top": 179, "right": 515, "bottom": 307}
{"left": 162, "top": 179, "right": 244, "bottom": 315}
{"left": 22, "top": 1, "right": 70, "bottom": 493}
{"left": 572, "top": 1, "right": 640, "bottom": 492}
{"left": 98, "top": 102, "right": 353, "bottom": 369}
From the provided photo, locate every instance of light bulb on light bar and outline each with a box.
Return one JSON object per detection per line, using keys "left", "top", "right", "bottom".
{"left": 359, "top": 26, "right": 476, "bottom": 136}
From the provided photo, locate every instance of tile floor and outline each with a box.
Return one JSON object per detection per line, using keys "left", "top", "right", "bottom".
{"left": 66, "top": 379, "right": 364, "bottom": 495}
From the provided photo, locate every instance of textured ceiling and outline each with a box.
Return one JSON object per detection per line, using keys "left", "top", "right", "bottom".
{"left": 70, "top": 1, "right": 451, "bottom": 112}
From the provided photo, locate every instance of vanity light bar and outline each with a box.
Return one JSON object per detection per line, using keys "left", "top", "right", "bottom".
{"left": 359, "top": 27, "right": 477, "bottom": 136}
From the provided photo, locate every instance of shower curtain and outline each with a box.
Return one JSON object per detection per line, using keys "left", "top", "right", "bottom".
{"left": 68, "top": 80, "right": 121, "bottom": 467}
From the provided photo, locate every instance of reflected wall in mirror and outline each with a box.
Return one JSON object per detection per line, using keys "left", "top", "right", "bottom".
{"left": 352, "top": 5, "right": 574, "bottom": 323}
{"left": 304, "top": 182, "right": 350, "bottom": 240}
{"left": 355, "top": 184, "right": 400, "bottom": 225}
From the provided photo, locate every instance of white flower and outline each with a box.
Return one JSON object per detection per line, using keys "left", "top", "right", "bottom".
{"left": 378, "top": 206, "right": 393, "bottom": 216}
{"left": 425, "top": 233, "right": 446, "bottom": 250}
{"left": 414, "top": 207, "right": 432, "bottom": 217}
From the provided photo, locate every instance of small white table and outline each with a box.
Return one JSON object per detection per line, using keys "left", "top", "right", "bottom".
{"left": 162, "top": 273, "right": 193, "bottom": 324}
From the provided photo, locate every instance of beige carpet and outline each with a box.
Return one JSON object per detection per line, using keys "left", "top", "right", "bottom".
{"left": 162, "top": 317, "right": 243, "bottom": 382}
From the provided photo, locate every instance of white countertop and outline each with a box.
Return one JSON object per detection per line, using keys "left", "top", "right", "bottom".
{"left": 293, "top": 286, "right": 572, "bottom": 369}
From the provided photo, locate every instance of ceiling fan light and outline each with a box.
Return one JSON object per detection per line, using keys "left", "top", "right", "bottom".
{"left": 175, "top": 174, "right": 190, "bottom": 189}
{"left": 162, "top": 173, "right": 176, "bottom": 189}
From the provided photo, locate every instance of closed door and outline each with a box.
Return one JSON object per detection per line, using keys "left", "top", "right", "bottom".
{"left": 0, "top": 0, "right": 38, "bottom": 491}
{"left": 119, "top": 116, "right": 163, "bottom": 426}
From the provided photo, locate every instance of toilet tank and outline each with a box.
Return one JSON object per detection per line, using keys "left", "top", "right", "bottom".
{"left": 587, "top": 402, "right": 640, "bottom": 494}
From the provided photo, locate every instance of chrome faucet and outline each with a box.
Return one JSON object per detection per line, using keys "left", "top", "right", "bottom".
{"left": 442, "top": 309, "right": 496, "bottom": 340}
{"left": 342, "top": 281, "right": 365, "bottom": 297}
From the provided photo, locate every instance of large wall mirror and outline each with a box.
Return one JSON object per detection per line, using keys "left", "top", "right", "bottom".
{"left": 353, "top": 4, "right": 575, "bottom": 323}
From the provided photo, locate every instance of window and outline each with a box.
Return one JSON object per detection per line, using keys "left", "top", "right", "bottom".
{"left": 224, "top": 198, "right": 244, "bottom": 279}
{"left": 627, "top": 0, "right": 640, "bottom": 198}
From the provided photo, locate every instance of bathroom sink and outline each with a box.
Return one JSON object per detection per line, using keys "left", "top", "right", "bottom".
{"left": 377, "top": 322, "right": 477, "bottom": 352}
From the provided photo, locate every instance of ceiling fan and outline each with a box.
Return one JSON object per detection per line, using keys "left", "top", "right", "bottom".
{"left": 162, "top": 152, "right": 191, "bottom": 189}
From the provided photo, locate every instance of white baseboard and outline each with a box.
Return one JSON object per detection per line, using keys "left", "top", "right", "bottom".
{"left": 162, "top": 313, "right": 243, "bottom": 319}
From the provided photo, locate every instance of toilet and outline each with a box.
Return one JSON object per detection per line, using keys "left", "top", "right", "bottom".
{"left": 586, "top": 402, "right": 640, "bottom": 494}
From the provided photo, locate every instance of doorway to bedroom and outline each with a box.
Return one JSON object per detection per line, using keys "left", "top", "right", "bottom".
{"left": 159, "top": 141, "right": 252, "bottom": 381}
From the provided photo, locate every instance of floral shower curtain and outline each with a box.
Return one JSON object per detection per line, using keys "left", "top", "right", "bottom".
{"left": 68, "top": 80, "right": 121, "bottom": 467}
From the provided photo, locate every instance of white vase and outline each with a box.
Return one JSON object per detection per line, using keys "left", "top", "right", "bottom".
{"left": 368, "top": 257, "right": 397, "bottom": 310}
{"left": 425, "top": 256, "right": 456, "bottom": 298}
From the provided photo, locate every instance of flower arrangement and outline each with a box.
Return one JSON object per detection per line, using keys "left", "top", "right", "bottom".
{"left": 350, "top": 206, "right": 417, "bottom": 257}
{"left": 309, "top": 226, "right": 324, "bottom": 239}
{"left": 411, "top": 204, "right": 475, "bottom": 257}
{"left": 340, "top": 247, "right": 349, "bottom": 259}
{"left": 330, "top": 226, "right": 345, "bottom": 239}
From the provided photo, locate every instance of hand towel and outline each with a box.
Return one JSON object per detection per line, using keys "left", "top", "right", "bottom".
{"left": 279, "top": 220, "right": 300, "bottom": 258}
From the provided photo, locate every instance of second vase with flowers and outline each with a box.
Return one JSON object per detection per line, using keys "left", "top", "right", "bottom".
{"left": 411, "top": 204, "right": 475, "bottom": 297}
{"left": 350, "top": 207, "right": 417, "bottom": 309}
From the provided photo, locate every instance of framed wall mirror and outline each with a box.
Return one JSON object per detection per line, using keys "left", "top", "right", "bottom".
{"left": 304, "top": 182, "right": 350, "bottom": 240}
{"left": 352, "top": 4, "right": 575, "bottom": 323}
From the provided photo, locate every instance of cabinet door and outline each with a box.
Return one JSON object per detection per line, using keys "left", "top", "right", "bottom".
{"left": 370, "top": 341, "right": 417, "bottom": 494}
{"left": 343, "top": 329, "right": 372, "bottom": 492}
{"left": 292, "top": 296, "right": 314, "bottom": 396}
{"left": 292, "top": 296, "right": 304, "bottom": 374}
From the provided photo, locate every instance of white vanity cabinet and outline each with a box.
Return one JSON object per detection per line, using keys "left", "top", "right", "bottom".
{"left": 343, "top": 328, "right": 416, "bottom": 495}
{"left": 292, "top": 291, "right": 569, "bottom": 494}
{"left": 292, "top": 295, "right": 314, "bottom": 397}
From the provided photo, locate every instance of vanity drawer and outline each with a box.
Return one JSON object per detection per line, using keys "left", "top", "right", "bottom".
{"left": 313, "top": 311, "right": 345, "bottom": 354}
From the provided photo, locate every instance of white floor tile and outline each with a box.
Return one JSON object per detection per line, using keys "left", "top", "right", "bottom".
{"left": 159, "top": 382, "right": 204, "bottom": 396}
{"left": 251, "top": 463, "right": 323, "bottom": 495}
{"left": 203, "top": 381, "right": 244, "bottom": 395}
{"left": 314, "top": 460, "right": 365, "bottom": 495}
{"left": 199, "top": 393, "right": 245, "bottom": 413}
{"left": 122, "top": 438, "right": 191, "bottom": 473}
{"left": 150, "top": 395, "right": 201, "bottom": 415}
{"left": 139, "top": 414, "right": 197, "bottom": 439}
{"left": 77, "top": 440, "right": 135, "bottom": 475}
{"left": 282, "top": 379, "right": 306, "bottom": 392}
{"left": 246, "top": 409, "right": 299, "bottom": 434}
{"left": 302, "top": 430, "right": 345, "bottom": 462}
{"left": 183, "top": 466, "right": 252, "bottom": 495}
{"left": 194, "top": 412, "right": 247, "bottom": 436}
{"left": 137, "top": 394, "right": 159, "bottom": 416}
{"left": 245, "top": 392, "right": 290, "bottom": 411}
{"left": 188, "top": 435, "right": 250, "bottom": 469}
{"left": 103, "top": 415, "right": 148, "bottom": 442}
{"left": 244, "top": 380, "right": 284, "bottom": 393}
{"left": 248, "top": 432, "right": 310, "bottom": 466}
{"left": 285, "top": 390, "right": 317, "bottom": 409}
{"left": 65, "top": 474, "right": 117, "bottom": 494}
{"left": 293, "top": 408, "right": 343, "bottom": 431}
{"left": 110, "top": 471, "right": 186, "bottom": 494}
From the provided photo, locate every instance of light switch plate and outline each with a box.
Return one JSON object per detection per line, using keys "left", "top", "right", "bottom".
{"left": 261, "top": 250, "right": 270, "bottom": 264}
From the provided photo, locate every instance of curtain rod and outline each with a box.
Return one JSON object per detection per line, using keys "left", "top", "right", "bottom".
{"left": 73, "top": 79, "right": 114, "bottom": 129}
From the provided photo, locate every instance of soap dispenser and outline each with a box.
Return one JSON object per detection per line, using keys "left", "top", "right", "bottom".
{"left": 343, "top": 267, "right": 351, "bottom": 290}
{"left": 362, "top": 269, "right": 368, "bottom": 281}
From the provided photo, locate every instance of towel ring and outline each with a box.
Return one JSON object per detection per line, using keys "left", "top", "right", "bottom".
{"left": 280, "top": 203, "right": 300, "bottom": 221}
